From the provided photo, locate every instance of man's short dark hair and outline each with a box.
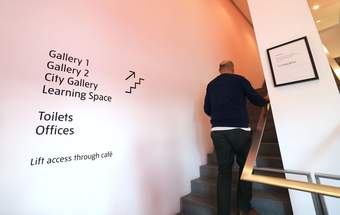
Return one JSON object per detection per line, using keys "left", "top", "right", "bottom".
{"left": 219, "top": 60, "right": 234, "bottom": 70}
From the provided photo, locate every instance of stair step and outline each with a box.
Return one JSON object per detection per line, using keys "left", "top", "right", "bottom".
{"left": 262, "top": 132, "right": 278, "bottom": 142}
{"left": 256, "top": 156, "right": 283, "bottom": 169}
{"left": 258, "top": 142, "right": 281, "bottom": 157}
{"left": 191, "top": 178, "right": 216, "bottom": 200}
{"left": 206, "top": 154, "right": 217, "bottom": 165}
{"left": 191, "top": 176, "right": 288, "bottom": 199}
{"left": 207, "top": 143, "right": 281, "bottom": 165}
{"left": 180, "top": 189, "right": 292, "bottom": 215}
{"left": 252, "top": 190, "right": 293, "bottom": 215}
{"left": 200, "top": 165, "right": 218, "bottom": 179}
{"left": 180, "top": 194, "right": 217, "bottom": 215}
{"left": 199, "top": 165, "right": 241, "bottom": 181}
{"left": 206, "top": 154, "right": 246, "bottom": 166}
{"left": 264, "top": 120, "right": 276, "bottom": 129}
{"left": 207, "top": 154, "right": 283, "bottom": 169}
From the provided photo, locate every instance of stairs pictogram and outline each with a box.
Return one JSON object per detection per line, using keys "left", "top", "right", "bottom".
{"left": 125, "top": 78, "right": 145, "bottom": 94}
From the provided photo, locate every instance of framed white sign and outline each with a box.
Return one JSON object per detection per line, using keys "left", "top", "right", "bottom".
{"left": 267, "top": 36, "right": 319, "bottom": 87}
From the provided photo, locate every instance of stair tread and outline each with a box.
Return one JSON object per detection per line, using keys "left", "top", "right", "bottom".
{"left": 184, "top": 186, "right": 291, "bottom": 208}
{"left": 181, "top": 194, "right": 236, "bottom": 214}
{"left": 201, "top": 164, "right": 218, "bottom": 169}
{"left": 261, "top": 142, "right": 278, "bottom": 145}
{"left": 258, "top": 155, "right": 281, "bottom": 160}
{"left": 192, "top": 177, "right": 215, "bottom": 184}
{"left": 192, "top": 176, "right": 289, "bottom": 195}
{"left": 207, "top": 155, "right": 284, "bottom": 168}
{"left": 208, "top": 150, "right": 281, "bottom": 158}
{"left": 182, "top": 194, "right": 216, "bottom": 208}
{"left": 201, "top": 164, "right": 239, "bottom": 170}
{"left": 207, "top": 142, "right": 277, "bottom": 150}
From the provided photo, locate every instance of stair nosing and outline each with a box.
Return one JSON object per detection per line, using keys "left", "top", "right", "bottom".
{"left": 182, "top": 194, "right": 216, "bottom": 208}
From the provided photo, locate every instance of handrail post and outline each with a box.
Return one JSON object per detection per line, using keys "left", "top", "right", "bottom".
{"left": 307, "top": 174, "right": 325, "bottom": 215}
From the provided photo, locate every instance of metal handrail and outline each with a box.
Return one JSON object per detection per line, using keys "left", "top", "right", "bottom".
{"left": 315, "top": 173, "right": 340, "bottom": 215}
{"left": 315, "top": 173, "right": 340, "bottom": 182}
{"left": 253, "top": 167, "right": 324, "bottom": 214}
{"left": 254, "top": 167, "right": 311, "bottom": 176}
{"left": 240, "top": 104, "right": 340, "bottom": 209}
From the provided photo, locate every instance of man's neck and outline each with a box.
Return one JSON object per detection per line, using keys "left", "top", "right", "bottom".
{"left": 220, "top": 72, "right": 233, "bottom": 75}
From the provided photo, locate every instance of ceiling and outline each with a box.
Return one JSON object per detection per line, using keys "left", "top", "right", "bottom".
{"left": 308, "top": 0, "right": 340, "bottom": 76}
{"left": 308, "top": 0, "right": 340, "bottom": 31}
{"left": 319, "top": 24, "right": 340, "bottom": 58}
{"left": 232, "top": 0, "right": 340, "bottom": 31}
{"left": 232, "top": 0, "right": 340, "bottom": 76}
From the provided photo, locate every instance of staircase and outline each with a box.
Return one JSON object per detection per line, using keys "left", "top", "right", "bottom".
{"left": 177, "top": 98, "right": 293, "bottom": 215}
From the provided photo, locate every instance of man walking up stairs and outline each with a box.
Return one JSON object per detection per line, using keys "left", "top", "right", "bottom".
{"left": 203, "top": 61, "right": 268, "bottom": 215}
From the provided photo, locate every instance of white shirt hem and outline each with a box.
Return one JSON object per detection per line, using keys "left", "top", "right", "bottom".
{"left": 211, "top": 127, "right": 251, "bottom": 131}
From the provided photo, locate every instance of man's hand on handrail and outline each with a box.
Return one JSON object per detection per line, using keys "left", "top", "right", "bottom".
{"left": 263, "top": 95, "right": 270, "bottom": 103}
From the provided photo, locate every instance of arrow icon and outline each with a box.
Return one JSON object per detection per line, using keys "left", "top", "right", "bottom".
{"left": 125, "top": 70, "right": 136, "bottom": 80}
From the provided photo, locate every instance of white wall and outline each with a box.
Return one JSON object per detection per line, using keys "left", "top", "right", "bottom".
{"left": 247, "top": 0, "right": 340, "bottom": 214}
{"left": 0, "top": 0, "right": 263, "bottom": 214}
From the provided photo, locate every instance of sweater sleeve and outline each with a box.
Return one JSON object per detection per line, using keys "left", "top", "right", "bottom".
{"left": 204, "top": 86, "right": 211, "bottom": 116}
{"left": 242, "top": 78, "right": 268, "bottom": 107}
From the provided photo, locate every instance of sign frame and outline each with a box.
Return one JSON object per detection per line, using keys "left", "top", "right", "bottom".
{"left": 267, "top": 36, "right": 319, "bottom": 87}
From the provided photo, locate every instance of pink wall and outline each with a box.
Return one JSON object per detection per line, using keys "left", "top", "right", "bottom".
{"left": 0, "top": 0, "right": 263, "bottom": 214}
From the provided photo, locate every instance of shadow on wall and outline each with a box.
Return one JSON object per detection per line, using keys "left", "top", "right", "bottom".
{"left": 194, "top": 86, "right": 214, "bottom": 159}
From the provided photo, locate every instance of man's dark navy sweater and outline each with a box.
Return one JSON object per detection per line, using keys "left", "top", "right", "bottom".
{"left": 204, "top": 73, "right": 267, "bottom": 128}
